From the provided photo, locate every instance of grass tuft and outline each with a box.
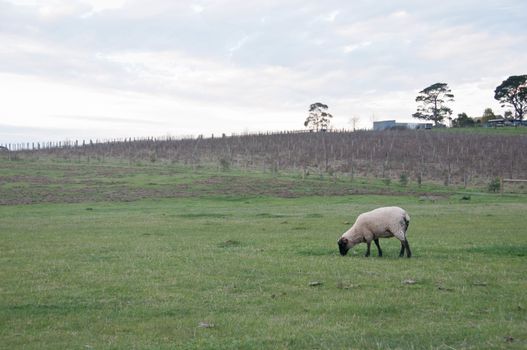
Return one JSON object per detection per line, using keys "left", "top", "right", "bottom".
{"left": 464, "top": 244, "right": 527, "bottom": 257}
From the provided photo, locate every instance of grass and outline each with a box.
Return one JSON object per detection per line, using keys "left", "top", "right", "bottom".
{"left": 0, "top": 157, "right": 517, "bottom": 205}
{"left": 434, "top": 126, "right": 527, "bottom": 135}
{"left": 1, "top": 159, "right": 526, "bottom": 349}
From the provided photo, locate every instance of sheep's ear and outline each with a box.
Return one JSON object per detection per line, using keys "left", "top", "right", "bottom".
{"left": 340, "top": 237, "right": 348, "bottom": 244}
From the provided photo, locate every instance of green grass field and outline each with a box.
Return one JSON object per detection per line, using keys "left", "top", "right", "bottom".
{"left": 1, "top": 159, "right": 526, "bottom": 349}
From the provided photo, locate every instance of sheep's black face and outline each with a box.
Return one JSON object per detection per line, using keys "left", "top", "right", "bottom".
{"left": 338, "top": 238, "right": 349, "bottom": 256}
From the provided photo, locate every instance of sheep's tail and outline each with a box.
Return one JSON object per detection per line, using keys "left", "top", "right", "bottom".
{"left": 402, "top": 212, "right": 410, "bottom": 233}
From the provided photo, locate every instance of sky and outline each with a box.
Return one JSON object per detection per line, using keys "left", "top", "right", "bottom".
{"left": 1, "top": 0, "right": 526, "bottom": 144}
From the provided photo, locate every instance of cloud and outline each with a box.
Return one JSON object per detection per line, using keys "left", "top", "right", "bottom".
{"left": 228, "top": 34, "right": 250, "bottom": 57}
{"left": 0, "top": 0, "right": 526, "bottom": 142}
{"left": 190, "top": 4, "right": 205, "bottom": 14}
{"left": 318, "top": 9, "right": 340, "bottom": 22}
{"left": 3, "top": 0, "right": 126, "bottom": 20}
{"left": 342, "top": 41, "right": 371, "bottom": 53}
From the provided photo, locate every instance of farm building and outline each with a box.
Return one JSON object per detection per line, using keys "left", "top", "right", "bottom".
{"left": 373, "top": 120, "right": 432, "bottom": 131}
{"left": 485, "top": 118, "right": 506, "bottom": 127}
{"left": 485, "top": 118, "right": 527, "bottom": 127}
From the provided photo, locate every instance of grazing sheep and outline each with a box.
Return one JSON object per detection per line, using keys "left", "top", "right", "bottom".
{"left": 337, "top": 206, "right": 411, "bottom": 258}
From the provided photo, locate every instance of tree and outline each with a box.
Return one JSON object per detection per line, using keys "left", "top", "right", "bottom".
{"left": 349, "top": 116, "right": 360, "bottom": 131}
{"left": 452, "top": 112, "right": 475, "bottom": 128}
{"left": 481, "top": 108, "right": 498, "bottom": 124}
{"left": 305, "top": 103, "right": 333, "bottom": 131}
{"left": 412, "top": 83, "right": 454, "bottom": 126}
{"left": 494, "top": 75, "right": 527, "bottom": 120}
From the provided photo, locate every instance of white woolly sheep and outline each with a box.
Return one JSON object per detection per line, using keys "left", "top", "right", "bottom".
{"left": 337, "top": 206, "right": 411, "bottom": 258}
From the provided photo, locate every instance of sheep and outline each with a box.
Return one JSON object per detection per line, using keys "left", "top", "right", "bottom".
{"left": 337, "top": 206, "right": 412, "bottom": 258}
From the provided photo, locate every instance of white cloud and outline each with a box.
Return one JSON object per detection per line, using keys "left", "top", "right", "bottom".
{"left": 228, "top": 35, "right": 250, "bottom": 57}
{"left": 190, "top": 4, "right": 205, "bottom": 14}
{"left": 319, "top": 9, "right": 340, "bottom": 22}
{"left": 419, "top": 25, "right": 517, "bottom": 61}
{"left": 343, "top": 41, "right": 372, "bottom": 53}
{"left": 85, "top": 0, "right": 126, "bottom": 12}
{"left": 0, "top": 0, "right": 526, "bottom": 142}
{"left": 0, "top": 72, "right": 305, "bottom": 143}
{"left": 4, "top": 0, "right": 126, "bottom": 19}
{"left": 390, "top": 10, "right": 408, "bottom": 18}
{"left": 37, "top": 3, "right": 87, "bottom": 20}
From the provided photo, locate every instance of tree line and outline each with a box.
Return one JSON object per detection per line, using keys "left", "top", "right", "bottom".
{"left": 306, "top": 74, "right": 526, "bottom": 130}
{"left": 413, "top": 75, "right": 526, "bottom": 127}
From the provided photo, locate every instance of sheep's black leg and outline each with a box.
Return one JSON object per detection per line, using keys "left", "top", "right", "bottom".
{"left": 399, "top": 241, "right": 405, "bottom": 257}
{"left": 404, "top": 239, "right": 412, "bottom": 258}
{"left": 374, "top": 239, "right": 382, "bottom": 257}
{"left": 365, "top": 242, "right": 371, "bottom": 257}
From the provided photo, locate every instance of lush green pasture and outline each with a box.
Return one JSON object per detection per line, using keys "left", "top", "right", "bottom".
{"left": 1, "top": 189, "right": 526, "bottom": 349}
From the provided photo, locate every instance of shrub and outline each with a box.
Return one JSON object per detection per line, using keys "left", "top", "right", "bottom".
{"left": 219, "top": 158, "right": 230, "bottom": 172}
{"left": 488, "top": 177, "right": 501, "bottom": 193}
{"left": 399, "top": 173, "right": 408, "bottom": 187}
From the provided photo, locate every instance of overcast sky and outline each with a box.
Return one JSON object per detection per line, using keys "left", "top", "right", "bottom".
{"left": 1, "top": 0, "right": 526, "bottom": 143}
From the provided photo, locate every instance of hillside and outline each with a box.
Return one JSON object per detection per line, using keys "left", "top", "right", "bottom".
{"left": 5, "top": 128, "right": 527, "bottom": 189}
